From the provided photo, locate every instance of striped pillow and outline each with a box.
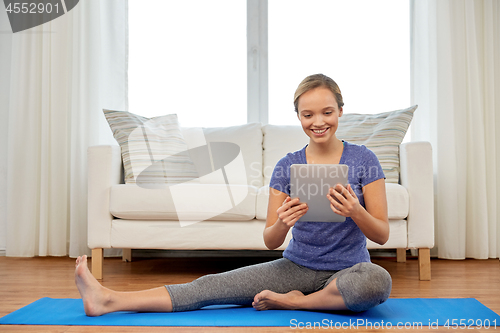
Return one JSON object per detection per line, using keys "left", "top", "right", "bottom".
{"left": 337, "top": 105, "right": 417, "bottom": 183}
{"left": 103, "top": 110, "right": 198, "bottom": 185}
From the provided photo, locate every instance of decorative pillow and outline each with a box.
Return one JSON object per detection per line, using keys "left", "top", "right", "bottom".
{"left": 103, "top": 110, "right": 198, "bottom": 185}
{"left": 337, "top": 105, "right": 417, "bottom": 183}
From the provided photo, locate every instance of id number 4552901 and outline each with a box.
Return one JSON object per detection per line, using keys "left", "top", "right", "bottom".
{"left": 443, "top": 319, "right": 497, "bottom": 329}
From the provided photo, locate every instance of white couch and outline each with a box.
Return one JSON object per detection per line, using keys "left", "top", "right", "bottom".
{"left": 88, "top": 123, "right": 434, "bottom": 281}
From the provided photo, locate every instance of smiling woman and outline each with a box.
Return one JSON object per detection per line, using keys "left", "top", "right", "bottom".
{"left": 72, "top": 73, "right": 392, "bottom": 317}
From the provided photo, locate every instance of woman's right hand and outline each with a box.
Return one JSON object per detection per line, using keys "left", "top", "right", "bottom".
{"left": 264, "top": 189, "right": 307, "bottom": 250}
{"left": 276, "top": 196, "right": 308, "bottom": 228}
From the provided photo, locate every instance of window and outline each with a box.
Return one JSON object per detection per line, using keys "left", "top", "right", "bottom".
{"left": 129, "top": 1, "right": 410, "bottom": 127}
{"left": 268, "top": 0, "right": 410, "bottom": 125}
{"left": 129, "top": 0, "right": 247, "bottom": 127}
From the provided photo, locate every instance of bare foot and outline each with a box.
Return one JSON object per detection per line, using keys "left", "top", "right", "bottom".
{"left": 74, "top": 255, "right": 113, "bottom": 316}
{"left": 252, "top": 290, "right": 304, "bottom": 311}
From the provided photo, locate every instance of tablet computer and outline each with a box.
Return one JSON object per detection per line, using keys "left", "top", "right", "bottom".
{"left": 290, "top": 164, "right": 349, "bottom": 222}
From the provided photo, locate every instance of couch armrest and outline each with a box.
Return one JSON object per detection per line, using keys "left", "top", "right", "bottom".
{"left": 87, "top": 145, "right": 122, "bottom": 249}
{"left": 400, "top": 142, "right": 434, "bottom": 248}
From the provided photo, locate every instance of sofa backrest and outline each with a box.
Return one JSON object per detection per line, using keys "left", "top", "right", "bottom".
{"left": 262, "top": 125, "right": 309, "bottom": 186}
{"left": 180, "top": 108, "right": 413, "bottom": 187}
{"left": 181, "top": 123, "right": 263, "bottom": 188}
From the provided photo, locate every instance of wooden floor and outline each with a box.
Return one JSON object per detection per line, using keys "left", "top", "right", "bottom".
{"left": 0, "top": 254, "right": 499, "bottom": 332}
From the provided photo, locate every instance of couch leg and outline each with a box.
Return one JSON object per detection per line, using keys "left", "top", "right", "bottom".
{"left": 418, "top": 248, "right": 431, "bottom": 281}
{"left": 396, "top": 248, "right": 407, "bottom": 263}
{"left": 122, "top": 248, "right": 132, "bottom": 262}
{"left": 91, "top": 248, "right": 103, "bottom": 280}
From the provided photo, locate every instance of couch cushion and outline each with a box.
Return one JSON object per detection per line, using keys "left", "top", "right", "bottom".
{"left": 110, "top": 219, "right": 291, "bottom": 250}
{"left": 366, "top": 220, "right": 407, "bottom": 249}
{"left": 336, "top": 106, "right": 416, "bottom": 183}
{"left": 110, "top": 184, "right": 257, "bottom": 222}
{"left": 385, "top": 183, "right": 409, "bottom": 220}
{"left": 103, "top": 110, "right": 198, "bottom": 185}
{"left": 182, "top": 123, "right": 263, "bottom": 188}
{"left": 255, "top": 186, "right": 270, "bottom": 221}
{"left": 262, "top": 125, "right": 309, "bottom": 186}
{"left": 256, "top": 183, "right": 409, "bottom": 221}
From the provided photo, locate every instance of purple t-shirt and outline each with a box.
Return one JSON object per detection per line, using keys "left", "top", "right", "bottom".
{"left": 269, "top": 141, "right": 385, "bottom": 271}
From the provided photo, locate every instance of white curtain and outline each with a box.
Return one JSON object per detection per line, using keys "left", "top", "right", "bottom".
{"left": 1, "top": 0, "right": 127, "bottom": 257}
{"left": 411, "top": 0, "right": 500, "bottom": 259}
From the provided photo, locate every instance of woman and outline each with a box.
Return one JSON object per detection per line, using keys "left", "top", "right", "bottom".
{"left": 75, "top": 74, "right": 392, "bottom": 316}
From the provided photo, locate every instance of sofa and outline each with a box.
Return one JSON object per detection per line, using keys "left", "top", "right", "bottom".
{"left": 88, "top": 112, "right": 434, "bottom": 281}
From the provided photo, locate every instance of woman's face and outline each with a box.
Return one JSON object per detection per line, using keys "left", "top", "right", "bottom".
{"left": 296, "top": 87, "right": 343, "bottom": 144}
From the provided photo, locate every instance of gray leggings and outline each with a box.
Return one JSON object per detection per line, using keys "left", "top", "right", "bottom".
{"left": 165, "top": 258, "right": 391, "bottom": 312}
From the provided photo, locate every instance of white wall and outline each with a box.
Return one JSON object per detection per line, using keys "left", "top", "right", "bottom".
{"left": 0, "top": 8, "right": 12, "bottom": 253}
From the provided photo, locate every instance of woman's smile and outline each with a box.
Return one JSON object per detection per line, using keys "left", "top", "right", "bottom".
{"left": 311, "top": 127, "right": 330, "bottom": 136}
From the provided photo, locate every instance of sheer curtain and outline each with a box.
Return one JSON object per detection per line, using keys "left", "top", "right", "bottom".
{"left": 2, "top": 0, "right": 127, "bottom": 257}
{"left": 411, "top": 0, "right": 500, "bottom": 259}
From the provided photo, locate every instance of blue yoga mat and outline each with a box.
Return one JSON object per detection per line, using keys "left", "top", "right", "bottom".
{"left": 1, "top": 298, "right": 499, "bottom": 328}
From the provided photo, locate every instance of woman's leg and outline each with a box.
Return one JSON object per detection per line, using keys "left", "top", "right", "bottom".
{"left": 166, "top": 257, "right": 317, "bottom": 311}
{"left": 75, "top": 255, "right": 318, "bottom": 315}
{"left": 253, "top": 262, "right": 392, "bottom": 312}
{"left": 75, "top": 255, "right": 172, "bottom": 316}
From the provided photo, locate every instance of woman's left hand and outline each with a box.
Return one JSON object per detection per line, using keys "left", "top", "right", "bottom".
{"left": 328, "top": 184, "right": 362, "bottom": 219}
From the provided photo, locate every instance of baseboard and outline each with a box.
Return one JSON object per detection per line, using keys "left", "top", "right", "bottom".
{"left": 0, "top": 249, "right": 5, "bottom": 256}
{"left": 368, "top": 249, "right": 397, "bottom": 258}
{"left": 121, "top": 249, "right": 413, "bottom": 259}
{"left": 132, "top": 249, "right": 284, "bottom": 258}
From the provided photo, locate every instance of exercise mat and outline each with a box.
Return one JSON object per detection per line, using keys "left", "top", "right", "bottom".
{"left": 1, "top": 298, "right": 499, "bottom": 328}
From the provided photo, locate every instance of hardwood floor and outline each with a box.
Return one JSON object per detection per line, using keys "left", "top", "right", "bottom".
{"left": 0, "top": 255, "right": 499, "bottom": 332}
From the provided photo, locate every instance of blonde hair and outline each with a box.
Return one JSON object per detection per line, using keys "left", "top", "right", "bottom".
{"left": 293, "top": 74, "right": 344, "bottom": 113}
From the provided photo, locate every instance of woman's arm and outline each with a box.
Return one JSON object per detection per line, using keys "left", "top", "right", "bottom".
{"left": 328, "top": 179, "right": 389, "bottom": 245}
{"left": 263, "top": 188, "right": 308, "bottom": 250}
